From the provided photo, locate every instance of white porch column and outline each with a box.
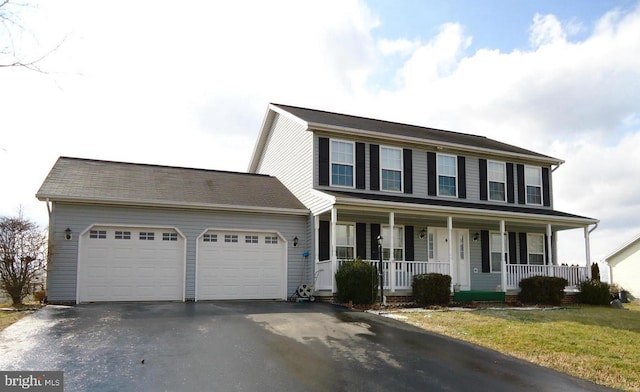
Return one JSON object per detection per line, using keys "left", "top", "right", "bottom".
{"left": 500, "top": 220, "right": 507, "bottom": 293}
{"left": 331, "top": 207, "right": 338, "bottom": 292}
{"left": 389, "top": 212, "right": 395, "bottom": 292}
{"left": 546, "top": 224, "right": 553, "bottom": 265}
{"left": 585, "top": 226, "right": 592, "bottom": 279}
{"left": 447, "top": 216, "right": 455, "bottom": 290}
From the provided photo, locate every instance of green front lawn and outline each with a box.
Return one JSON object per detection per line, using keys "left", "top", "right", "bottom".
{"left": 394, "top": 302, "right": 640, "bottom": 391}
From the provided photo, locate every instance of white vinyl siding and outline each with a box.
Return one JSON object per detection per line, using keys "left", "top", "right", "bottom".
{"left": 380, "top": 146, "right": 402, "bottom": 192}
{"left": 488, "top": 161, "right": 506, "bottom": 202}
{"left": 437, "top": 154, "right": 457, "bottom": 197}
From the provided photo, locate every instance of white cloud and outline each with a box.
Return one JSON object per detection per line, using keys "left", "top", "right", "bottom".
{"left": 529, "top": 13, "right": 567, "bottom": 47}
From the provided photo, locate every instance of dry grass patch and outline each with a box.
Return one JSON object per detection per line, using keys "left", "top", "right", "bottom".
{"left": 0, "top": 302, "right": 40, "bottom": 332}
{"left": 397, "top": 303, "right": 640, "bottom": 391}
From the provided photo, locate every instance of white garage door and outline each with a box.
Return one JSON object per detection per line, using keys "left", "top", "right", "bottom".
{"left": 196, "top": 231, "right": 286, "bottom": 300}
{"left": 78, "top": 226, "right": 185, "bottom": 302}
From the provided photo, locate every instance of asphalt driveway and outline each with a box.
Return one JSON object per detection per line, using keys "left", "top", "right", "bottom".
{"left": 0, "top": 302, "right": 616, "bottom": 391}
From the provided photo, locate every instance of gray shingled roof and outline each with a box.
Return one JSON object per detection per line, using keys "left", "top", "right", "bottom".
{"left": 37, "top": 157, "right": 307, "bottom": 212}
{"left": 272, "top": 103, "right": 558, "bottom": 162}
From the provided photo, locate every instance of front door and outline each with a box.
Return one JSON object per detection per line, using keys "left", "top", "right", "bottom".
{"left": 434, "top": 228, "right": 470, "bottom": 290}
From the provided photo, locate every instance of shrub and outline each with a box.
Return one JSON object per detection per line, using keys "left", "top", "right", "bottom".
{"left": 335, "top": 259, "right": 378, "bottom": 305}
{"left": 578, "top": 280, "right": 611, "bottom": 305}
{"left": 518, "top": 276, "right": 568, "bottom": 305}
{"left": 33, "top": 290, "right": 46, "bottom": 303}
{"left": 412, "top": 273, "right": 452, "bottom": 306}
{"left": 591, "top": 263, "right": 601, "bottom": 282}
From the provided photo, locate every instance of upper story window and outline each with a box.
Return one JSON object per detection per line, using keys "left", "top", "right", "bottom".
{"left": 527, "top": 233, "right": 545, "bottom": 265}
{"left": 330, "top": 140, "right": 354, "bottom": 187}
{"left": 437, "top": 154, "right": 457, "bottom": 197}
{"left": 525, "top": 166, "right": 542, "bottom": 205}
{"left": 380, "top": 147, "right": 402, "bottom": 192}
{"left": 488, "top": 161, "right": 506, "bottom": 202}
{"left": 335, "top": 223, "right": 355, "bottom": 259}
{"left": 489, "top": 232, "right": 508, "bottom": 272}
{"left": 381, "top": 226, "right": 404, "bottom": 261}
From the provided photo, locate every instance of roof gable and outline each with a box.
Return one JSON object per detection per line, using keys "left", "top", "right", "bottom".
{"left": 604, "top": 233, "right": 640, "bottom": 264}
{"left": 37, "top": 157, "right": 307, "bottom": 213}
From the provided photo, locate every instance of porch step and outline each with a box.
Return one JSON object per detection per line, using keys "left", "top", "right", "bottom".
{"left": 454, "top": 291, "right": 505, "bottom": 302}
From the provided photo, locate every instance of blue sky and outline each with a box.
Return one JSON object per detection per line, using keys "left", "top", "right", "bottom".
{"left": 1, "top": 0, "right": 639, "bottom": 267}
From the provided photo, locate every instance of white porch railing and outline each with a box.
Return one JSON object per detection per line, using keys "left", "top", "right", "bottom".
{"left": 314, "top": 259, "right": 450, "bottom": 291}
{"left": 505, "top": 264, "right": 588, "bottom": 290}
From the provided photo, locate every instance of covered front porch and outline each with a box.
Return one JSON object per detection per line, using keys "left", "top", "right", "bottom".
{"left": 312, "top": 200, "right": 597, "bottom": 299}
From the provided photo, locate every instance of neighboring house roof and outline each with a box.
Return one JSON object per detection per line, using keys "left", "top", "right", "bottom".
{"left": 36, "top": 157, "right": 308, "bottom": 214}
{"left": 323, "top": 190, "right": 597, "bottom": 229}
{"left": 249, "top": 103, "right": 562, "bottom": 171}
{"left": 603, "top": 233, "right": 640, "bottom": 266}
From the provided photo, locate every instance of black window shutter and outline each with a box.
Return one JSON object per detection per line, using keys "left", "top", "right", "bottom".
{"left": 481, "top": 230, "right": 490, "bottom": 273}
{"left": 319, "top": 221, "right": 330, "bottom": 261}
{"left": 479, "top": 159, "right": 488, "bottom": 201}
{"left": 319, "top": 137, "right": 329, "bottom": 186}
{"left": 404, "top": 226, "right": 414, "bottom": 261}
{"left": 356, "top": 223, "right": 367, "bottom": 259}
{"left": 544, "top": 234, "right": 550, "bottom": 265}
{"left": 542, "top": 167, "right": 551, "bottom": 207}
{"left": 457, "top": 156, "right": 466, "bottom": 199}
{"left": 517, "top": 164, "right": 525, "bottom": 204}
{"left": 519, "top": 232, "right": 527, "bottom": 264}
{"left": 506, "top": 163, "right": 515, "bottom": 203}
{"left": 508, "top": 232, "right": 517, "bottom": 265}
{"left": 427, "top": 152, "right": 437, "bottom": 196}
{"left": 370, "top": 223, "right": 381, "bottom": 259}
{"left": 370, "top": 144, "right": 380, "bottom": 191}
{"left": 403, "top": 149, "right": 413, "bottom": 194}
{"left": 356, "top": 142, "right": 366, "bottom": 189}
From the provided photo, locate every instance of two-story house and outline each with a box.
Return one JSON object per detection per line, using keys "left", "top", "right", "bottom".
{"left": 249, "top": 104, "right": 598, "bottom": 300}
{"left": 37, "top": 103, "right": 597, "bottom": 304}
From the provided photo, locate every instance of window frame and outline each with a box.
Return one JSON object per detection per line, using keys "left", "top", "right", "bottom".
{"left": 488, "top": 160, "right": 507, "bottom": 202}
{"left": 329, "top": 139, "right": 355, "bottom": 188}
{"left": 381, "top": 225, "right": 404, "bottom": 261}
{"left": 525, "top": 165, "right": 543, "bottom": 206}
{"left": 89, "top": 230, "right": 107, "bottom": 239}
{"left": 437, "top": 153, "right": 458, "bottom": 197}
{"left": 379, "top": 145, "right": 403, "bottom": 192}
{"left": 203, "top": 234, "right": 217, "bottom": 242}
{"left": 115, "top": 231, "right": 131, "bottom": 240}
{"left": 139, "top": 232, "right": 155, "bottom": 241}
{"left": 527, "top": 233, "right": 545, "bottom": 265}
{"left": 489, "top": 231, "right": 509, "bottom": 273}
{"left": 335, "top": 222, "right": 356, "bottom": 260}
{"left": 162, "top": 232, "right": 178, "bottom": 241}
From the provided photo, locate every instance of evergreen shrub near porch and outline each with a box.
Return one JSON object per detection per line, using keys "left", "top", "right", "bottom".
{"left": 335, "top": 259, "right": 378, "bottom": 305}
{"left": 412, "top": 273, "right": 452, "bottom": 306}
{"left": 577, "top": 280, "right": 611, "bottom": 305}
{"left": 518, "top": 276, "right": 568, "bottom": 305}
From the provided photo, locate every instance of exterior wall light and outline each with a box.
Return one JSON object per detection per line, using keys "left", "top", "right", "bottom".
{"left": 64, "top": 227, "right": 72, "bottom": 240}
{"left": 293, "top": 236, "right": 299, "bottom": 247}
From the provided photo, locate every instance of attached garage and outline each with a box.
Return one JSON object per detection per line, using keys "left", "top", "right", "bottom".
{"left": 78, "top": 226, "right": 185, "bottom": 302}
{"left": 196, "top": 230, "right": 286, "bottom": 300}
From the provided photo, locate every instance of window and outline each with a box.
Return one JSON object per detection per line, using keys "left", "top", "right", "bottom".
{"left": 380, "top": 147, "right": 402, "bottom": 191}
{"left": 437, "top": 154, "right": 457, "bottom": 197}
{"left": 115, "top": 231, "right": 131, "bottom": 240}
{"left": 265, "top": 236, "right": 278, "bottom": 244}
{"left": 89, "top": 230, "right": 106, "bottom": 239}
{"left": 139, "top": 232, "right": 155, "bottom": 240}
{"left": 163, "top": 232, "right": 178, "bottom": 241}
{"left": 427, "top": 232, "right": 434, "bottom": 260}
{"left": 489, "top": 232, "right": 508, "bottom": 272}
{"left": 203, "top": 234, "right": 217, "bottom": 242}
{"left": 525, "top": 166, "right": 542, "bottom": 205}
{"left": 330, "top": 140, "right": 354, "bottom": 187}
{"left": 224, "top": 234, "right": 238, "bottom": 243}
{"left": 527, "top": 233, "right": 545, "bottom": 265}
{"left": 459, "top": 234, "right": 465, "bottom": 260}
{"left": 381, "top": 226, "right": 404, "bottom": 261}
{"left": 335, "top": 224, "right": 355, "bottom": 259}
{"left": 488, "top": 161, "right": 506, "bottom": 202}
{"left": 245, "top": 235, "right": 258, "bottom": 244}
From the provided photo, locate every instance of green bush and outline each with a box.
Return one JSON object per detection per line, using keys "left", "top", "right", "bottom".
{"left": 412, "top": 273, "right": 452, "bottom": 306}
{"left": 518, "top": 276, "right": 568, "bottom": 305}
{"left": 578, "top": 280, "right": 611, "bottom": 305}
{"left": 335, "top": 259, "right": 378, "bottom": 305}
{"left": 591, "top": 263, "right": 601, "bottom": 282}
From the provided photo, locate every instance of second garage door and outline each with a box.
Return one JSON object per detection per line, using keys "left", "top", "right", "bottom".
{"left": 196, "top": 231, "right": 286, "bottom": 300}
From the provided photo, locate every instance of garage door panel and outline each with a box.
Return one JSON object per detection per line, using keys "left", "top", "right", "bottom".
{"left": 79, "top": 227, "right": 184, "bottom": 302}
{"left": 196, "top": 231, "right": 285, "bottom": 300}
